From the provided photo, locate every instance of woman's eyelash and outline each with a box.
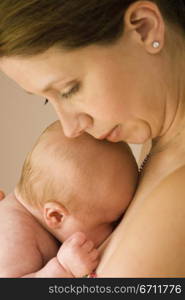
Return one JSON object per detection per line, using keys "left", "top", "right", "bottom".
{"left": 61, "top": 83, "right": 80, "bottom": 99}
{"left": 44, "top": 83, "right": 80, "bottom": 104}
{"left": 44, "top": 99, "right": 49, "bottom": 105}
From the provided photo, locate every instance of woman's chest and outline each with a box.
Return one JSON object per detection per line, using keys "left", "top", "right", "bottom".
{"left": 137, "top": 146, "right": 185, "bottom": 200}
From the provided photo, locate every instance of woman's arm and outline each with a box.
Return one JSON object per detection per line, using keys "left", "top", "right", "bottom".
{"left": 97, "top": 165, "right": 185, "bottom": 277}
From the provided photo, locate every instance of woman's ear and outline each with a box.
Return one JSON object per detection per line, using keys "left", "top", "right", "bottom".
{"left": 124, "top": 1, "right": 165, "bottom": 53}
{"left": 43, "top": 201, "right": 69, "bottom": 229}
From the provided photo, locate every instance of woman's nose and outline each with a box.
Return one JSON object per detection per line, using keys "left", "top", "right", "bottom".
{"left": 58, "top": 112, "right": 93, "bottom": 138}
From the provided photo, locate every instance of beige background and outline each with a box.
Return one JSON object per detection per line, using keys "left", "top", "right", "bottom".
{"left": 0, "top": 71, "right": 141, "bottom": 194}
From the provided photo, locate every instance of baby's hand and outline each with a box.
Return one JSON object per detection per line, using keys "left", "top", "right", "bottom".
{"left": 57, "top": 232, "right": 99, "bottom": 277}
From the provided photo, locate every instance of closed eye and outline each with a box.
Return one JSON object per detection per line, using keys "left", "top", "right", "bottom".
{"left": 44, "top": 99, "right": 49, "bottom": 105}
{"left": 61, "top": 83, "right": 80, "bottom": 99}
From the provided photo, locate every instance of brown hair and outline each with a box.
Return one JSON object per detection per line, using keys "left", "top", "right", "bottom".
{"left": 0, "top": 0, "right": 185, "bottom": 57}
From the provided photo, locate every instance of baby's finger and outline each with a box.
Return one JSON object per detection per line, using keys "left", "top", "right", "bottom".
{"left": 89, "top": 249, "right": 99, "bottom": 261}
{"left": 81, "top": 240, "right": 94, "bottom": 253}
{"left": 65, "top": 232, "right": 87, "bottom": 247}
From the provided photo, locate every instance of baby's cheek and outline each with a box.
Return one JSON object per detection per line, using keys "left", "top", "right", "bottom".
{"left": 92, "top": 225, "right": 114, "bottom": 247}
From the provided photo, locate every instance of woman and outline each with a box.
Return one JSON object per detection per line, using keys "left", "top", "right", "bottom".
{"left": 0, "top": 0, "right": 185, "bottom": 277}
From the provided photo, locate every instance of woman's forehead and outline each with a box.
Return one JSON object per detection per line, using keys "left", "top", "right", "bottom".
{"left": 0, "top": 41, "right": 121, "bottom": 76}
{"left": 0, "top": 48, "right": 80, "bottom": 92}
{"left": 0, "top": 42, "right": 124, "bottom": 95}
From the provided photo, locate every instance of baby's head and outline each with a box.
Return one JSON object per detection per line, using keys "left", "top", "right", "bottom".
{"left": 15, "top": 121, "right": 138, "bottom": 247}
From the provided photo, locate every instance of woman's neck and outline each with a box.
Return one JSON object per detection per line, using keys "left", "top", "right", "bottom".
{"left": 152, "top": 40, "right": 185, "bottom": 155}
{"left": 137, "top": 41, "right": 185, "bottom": 195}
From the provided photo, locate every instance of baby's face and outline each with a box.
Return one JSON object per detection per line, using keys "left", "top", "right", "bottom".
{"left": 49, "top": 140, "right": 138, "bottom": 247}
{"left": 52, "top": 210, "right": 118, "bottom": 248}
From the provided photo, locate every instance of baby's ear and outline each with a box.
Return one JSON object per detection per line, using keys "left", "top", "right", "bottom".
{"left": 43, "top": 201, "right": 68, "bottom": 229}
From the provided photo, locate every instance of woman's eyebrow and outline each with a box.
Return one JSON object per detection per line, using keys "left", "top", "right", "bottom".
{"left": 24, "top": 90, "right": 34, "bottom": 95}
{"left": 23, "top": 84, "right": 51, "bottom": 95}
{"left": 23, "top": 78, "right": 71, "bottom": 95}
{"left": 23, "top": 85, "right": 51, "bottom": 95}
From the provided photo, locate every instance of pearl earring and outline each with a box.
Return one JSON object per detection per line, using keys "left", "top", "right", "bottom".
{"left": 152, "top": 41, "right": 160, "bottom": 48}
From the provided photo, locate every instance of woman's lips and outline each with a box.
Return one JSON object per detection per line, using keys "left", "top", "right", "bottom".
{"left": 98, "top": 125, "right": 121, "bottom": 142}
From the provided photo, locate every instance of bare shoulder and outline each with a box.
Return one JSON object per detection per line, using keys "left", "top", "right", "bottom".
{"left": 0, "top": 194, "right": 49, "bottom": 277}
{"left": 142, "top": 164, "right": 185, "bottom": 211}
{"left": 0, "top": 194, "right": 44, "bottom": 277}
{"left": 97, "top": 166, "right": 185, "bottom": 277}
{"left": 0, "top": 193, "right": 59, "bottom": 277}
{"left": 152, "top": 164, "right": 185, "bottom": 198}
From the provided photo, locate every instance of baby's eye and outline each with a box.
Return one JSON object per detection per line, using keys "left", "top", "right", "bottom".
{"left": 60, "top": 83, "right": 80, "bottom": 99}
{"left": 44, "top": 99, "right": 49, "bottom": 105}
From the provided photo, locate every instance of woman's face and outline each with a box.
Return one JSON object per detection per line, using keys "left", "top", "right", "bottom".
{"left": 0, "top": 37, "right": 164, "bottom": 143}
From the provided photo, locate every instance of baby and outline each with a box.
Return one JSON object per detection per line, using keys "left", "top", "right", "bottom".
{"left": 0, "top": 121, "right": 138, "bottom": 277}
